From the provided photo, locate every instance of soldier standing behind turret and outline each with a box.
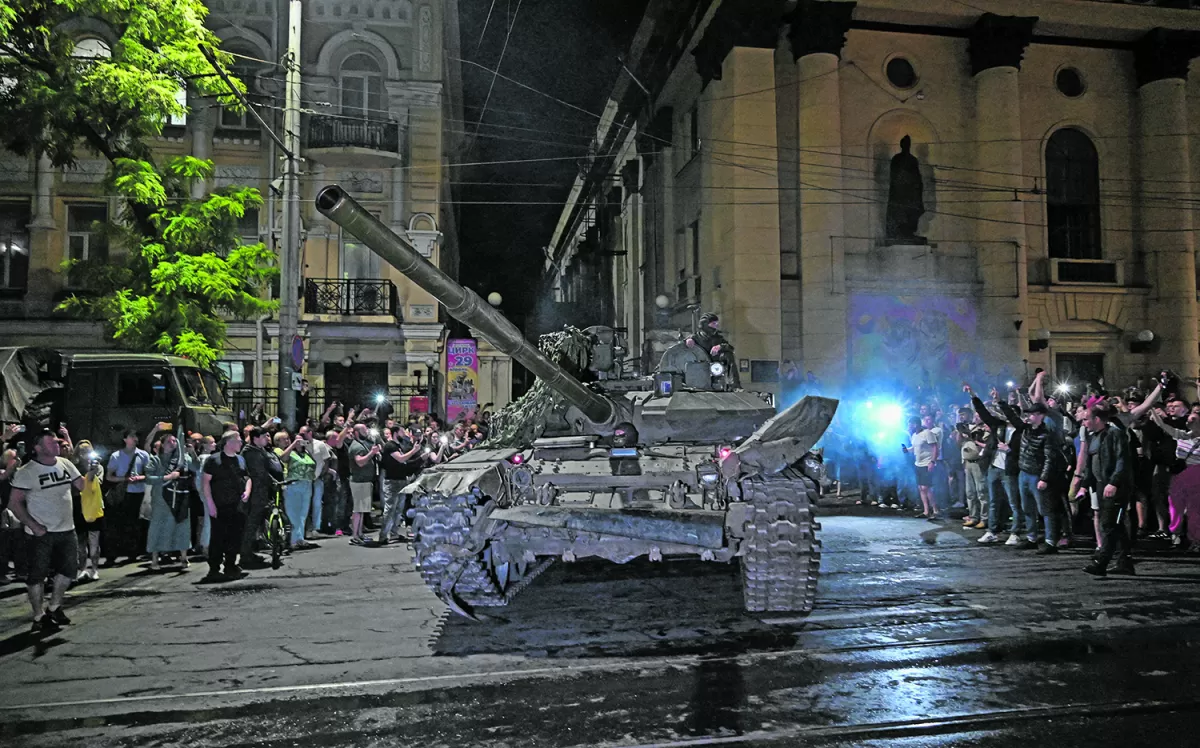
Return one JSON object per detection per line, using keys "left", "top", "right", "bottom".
{"left": 686, "top": 312, "right": 740, "bottom": 388}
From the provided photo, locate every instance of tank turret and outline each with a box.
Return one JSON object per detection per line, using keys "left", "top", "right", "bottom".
{"left": 316, "top": 185, "right": 614, "bottom": 428}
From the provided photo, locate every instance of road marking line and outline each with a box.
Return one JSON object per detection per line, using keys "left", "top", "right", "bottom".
{"left": 598, "top": 697, "right": 1200, "bottom": 748}
{"left": 0, "top": 635, "right": 995, "bottom": 713}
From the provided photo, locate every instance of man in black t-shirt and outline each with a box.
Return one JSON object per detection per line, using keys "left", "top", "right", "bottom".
{"left": 379, "top": 427, "right": 422, "bottom": 544}
{"left": 241, "top": 428, "right": 282, "bottom": 566}
{"left": 201, "top": 432, "right": 251, "bottom": 582}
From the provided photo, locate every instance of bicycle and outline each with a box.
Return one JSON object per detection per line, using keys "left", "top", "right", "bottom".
{"left": 265, "top": 478, "right": 299, "bottom": 570}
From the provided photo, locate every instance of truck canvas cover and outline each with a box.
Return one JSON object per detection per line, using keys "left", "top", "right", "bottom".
{"left": 0, "top": 347, "right": 64, "bottom": 424}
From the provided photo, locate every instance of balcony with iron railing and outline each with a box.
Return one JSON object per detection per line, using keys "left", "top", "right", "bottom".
{"left": 304, "top": 277, "right": 400, "bottom": 320}
{"left": 307, "top": 115, "right": 402, "bottom": 155}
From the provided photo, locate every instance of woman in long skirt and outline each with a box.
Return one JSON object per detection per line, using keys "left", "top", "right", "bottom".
{"left": 145, "top": 433, "right": 195, "bottom": 570}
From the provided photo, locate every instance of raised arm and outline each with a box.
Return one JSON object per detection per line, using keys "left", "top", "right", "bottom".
{"left": 1127, "top": 382, "right": 1164, "bottom": 422}
{"left": 997, "top": 400, "right": 1024, "bottom": 430}
{"left": 1031, "top": 371, "right": 1047, "bottom": 406}
{"left": 1015, "top": 385, "right": 1033, "bottom": 411}
{"left": 57, "top": 426, "right": 73, "bottom": 455}
{"left": 970, "top": 390, "right": 1004, "bottom": 432}
{"left": 1150, "top": 409, "right": 1190, "bottom": 440}
{"left": 278, "top": 437, "right": 301, "bottom": 461}
{"left": 144, "top": 424, "right": 164, "bottom": 452}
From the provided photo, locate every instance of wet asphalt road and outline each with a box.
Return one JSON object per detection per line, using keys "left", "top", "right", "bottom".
{"left": 1, "top": 502, "right": 1199, "bottom": 747}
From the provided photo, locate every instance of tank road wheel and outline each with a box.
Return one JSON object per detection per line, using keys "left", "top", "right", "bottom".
{"left": 739, "top": 469, "right": 821, "bottom": 615}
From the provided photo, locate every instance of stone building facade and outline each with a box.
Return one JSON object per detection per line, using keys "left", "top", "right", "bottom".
{"left": 0, "top": 0, "right": 511, "bottom": 417}
{"left": 545, "top": 0, "right": 1200, "bottom": 395}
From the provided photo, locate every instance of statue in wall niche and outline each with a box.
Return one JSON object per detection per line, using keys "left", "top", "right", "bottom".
{"left": 885, "top": 135, "right": 927, "bottom": 245}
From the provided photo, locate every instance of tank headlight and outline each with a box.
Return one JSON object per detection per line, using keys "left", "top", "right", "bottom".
{"left": 709, "top": 362, "right": 725, "bottom": 376}
{"left": 510, "top": 465, "right": 533, "bottom": 489}
{"left": 697, "top": 463, "right": 719, "bottom": 484}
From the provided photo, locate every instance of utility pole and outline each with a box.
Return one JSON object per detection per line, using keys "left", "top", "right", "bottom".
{"left": 277, "top": 0, "right": 303, "bottom": 431}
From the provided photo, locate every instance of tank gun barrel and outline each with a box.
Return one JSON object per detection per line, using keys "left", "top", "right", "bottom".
{"left": 316, "top": 185, "right": 614, "bottom": 426}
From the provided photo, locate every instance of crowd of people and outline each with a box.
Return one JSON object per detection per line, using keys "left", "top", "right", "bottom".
{"left": 0, "top": 401, "right": 494, "bottom": 632}
{"left": 838, "top": 368, "right": 1200, "bottom": 576}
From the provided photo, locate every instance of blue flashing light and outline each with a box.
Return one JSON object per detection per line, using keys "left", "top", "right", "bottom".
{"left": 879, "top": 403, "right": 905, "bottom": 429}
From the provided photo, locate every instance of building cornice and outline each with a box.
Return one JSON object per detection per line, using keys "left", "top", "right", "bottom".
{"left": 788, "top": 0, "right": 857, "bottom": 61}
{"left": 1133, "top": 27, "right": 1200, "bottom": 85}
{"left": 968, "top": 13, "right": 1038, "bottom": 75}
{"left": 692, "top": 0, "right": 788, "bottom": 86}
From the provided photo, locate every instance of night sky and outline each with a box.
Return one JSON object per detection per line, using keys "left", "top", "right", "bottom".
{"left": 454, "top": 0, "right": 647, "bottom": 327}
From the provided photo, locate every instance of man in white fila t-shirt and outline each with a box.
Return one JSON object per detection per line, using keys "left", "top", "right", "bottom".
{"left": 8, "top": 428, "right": 84, "bottom": 633}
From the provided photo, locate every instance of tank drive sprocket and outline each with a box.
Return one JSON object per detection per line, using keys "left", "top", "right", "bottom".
{"left": 739, "top": 468, "right": 822, "bottom": 614}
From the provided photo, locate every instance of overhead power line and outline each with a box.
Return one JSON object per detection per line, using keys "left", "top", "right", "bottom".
{"left": 469, "top": 0, "right": 523, "bottom": 149}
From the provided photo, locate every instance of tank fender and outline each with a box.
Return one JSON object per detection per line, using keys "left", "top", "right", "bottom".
{"left": 726, "top": 395, "right": 838, "bottom": 479}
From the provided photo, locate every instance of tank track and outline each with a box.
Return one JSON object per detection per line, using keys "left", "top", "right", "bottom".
{"left": 408, "top": 490, "right": 506, "bottom": 609}
{"left": 740, "top": 468, "right": 822, "bottom": 614}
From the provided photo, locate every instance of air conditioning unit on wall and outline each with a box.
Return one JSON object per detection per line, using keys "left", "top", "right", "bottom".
{"left": 1051, "top": 258, "right": 1122, "bottom": 286}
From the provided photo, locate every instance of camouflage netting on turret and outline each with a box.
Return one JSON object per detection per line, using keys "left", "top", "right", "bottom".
{"left": 483, "top": 326, "right": 594, "bottom": 448}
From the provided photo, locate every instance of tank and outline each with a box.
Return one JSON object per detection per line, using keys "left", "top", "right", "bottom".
{"left": 316, "top": 186, "right": 838, "bottom": 618}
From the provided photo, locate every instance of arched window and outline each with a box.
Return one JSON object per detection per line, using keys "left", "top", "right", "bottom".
{"left": 340, "top": 53, "right": 384, "bottom": 119}
{"left": 1045, "top": 128, "right": 1101, "bottom": 260}
{"left": 72, "top": 37, "right": 111, "bottom": 59}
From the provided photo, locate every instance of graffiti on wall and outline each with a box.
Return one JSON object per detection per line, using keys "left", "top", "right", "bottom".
{"left": 848, "top": 294, "right": 984, "bottom": 389}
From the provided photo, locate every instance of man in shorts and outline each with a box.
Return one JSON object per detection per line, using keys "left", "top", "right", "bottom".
{"left": 905, "top": 415, "right": 945, "bottom": 520}
{"left": 8, "top": 429, "right": 85, "bottom": 632}
{"left": 347, "top": 423, "right": 380, "bottom": 545}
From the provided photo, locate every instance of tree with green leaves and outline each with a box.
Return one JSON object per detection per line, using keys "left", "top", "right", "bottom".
{"left": 0, "top": 0, "right": 277, "bottom": 367}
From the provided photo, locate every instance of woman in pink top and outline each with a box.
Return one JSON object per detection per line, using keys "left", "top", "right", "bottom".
{"left": 1150, "top": 409, "right": 1200, "bottom": 552}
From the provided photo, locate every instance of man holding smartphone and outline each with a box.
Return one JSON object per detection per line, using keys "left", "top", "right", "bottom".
{"left": 347, "top": 423, "right": 380, "bottom": 546}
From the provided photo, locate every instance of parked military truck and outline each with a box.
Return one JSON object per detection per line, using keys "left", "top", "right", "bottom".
{"left": 316, "top": 185, "right": 837, "bottom": 618}
{"left": 0, "top": 348, "right": 235, "bottom": 442}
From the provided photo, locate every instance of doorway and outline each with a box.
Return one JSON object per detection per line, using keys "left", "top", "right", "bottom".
{"left": 323, "top": 362, "right": 389, "bottom": 410}
{"left": 1055, "top": 353, "right": 1104, "bottom": 391}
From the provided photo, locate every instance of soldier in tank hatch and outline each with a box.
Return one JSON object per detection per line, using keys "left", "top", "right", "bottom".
{"left": 686, "top": 312, "right": 740, "bottom": 387}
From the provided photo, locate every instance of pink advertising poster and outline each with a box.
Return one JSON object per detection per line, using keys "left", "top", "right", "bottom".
{"left": 445, "top": 338, "right": 479, "bottom": 422}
